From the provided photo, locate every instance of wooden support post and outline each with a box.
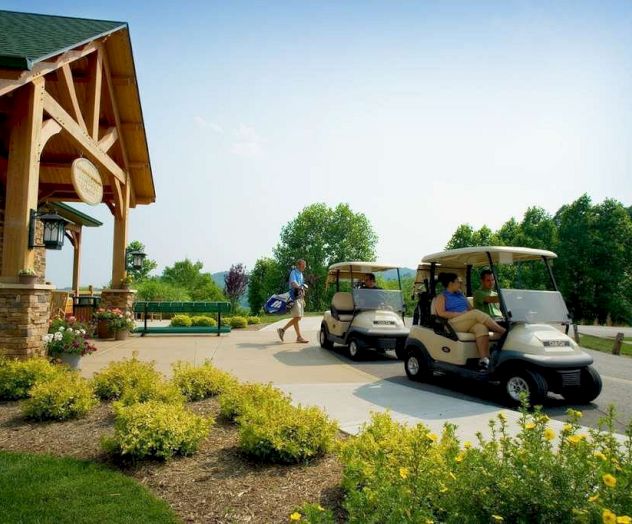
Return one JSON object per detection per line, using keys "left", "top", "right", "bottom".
{"left": 613, "top": 332, "right": 624, "bottom": 356}
{"left": 1, "top": 78, "right": 44, "bottom": 277}
{"left": 69, "top": 229, "right": 82, "bottom": 297}
{"left": 111, "top": 179, "right": 130, "bottom": 288}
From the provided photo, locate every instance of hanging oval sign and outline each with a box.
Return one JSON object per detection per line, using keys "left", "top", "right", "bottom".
{"left": 71, "top": 158, "right": 103, "bottom": 205}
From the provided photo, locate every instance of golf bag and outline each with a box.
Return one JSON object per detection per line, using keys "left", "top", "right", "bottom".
{"left": 263, "top": 292, "right": 293, "bottom": 314}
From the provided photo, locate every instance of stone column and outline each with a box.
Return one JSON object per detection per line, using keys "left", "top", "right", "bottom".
{"left": 99, "top": 289, "right": 136, "bottom": 313}
{"left": 0, "top": 283, "right": 53, "bottom": 359}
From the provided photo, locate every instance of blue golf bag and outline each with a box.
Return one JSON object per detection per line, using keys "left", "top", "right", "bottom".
{"left": 263, "top": 292, "right": 293, "bottom": 314}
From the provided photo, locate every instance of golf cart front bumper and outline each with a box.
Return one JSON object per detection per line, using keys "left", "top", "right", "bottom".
{"left": 349, "top": 328, "right": 409, "bottom": 350}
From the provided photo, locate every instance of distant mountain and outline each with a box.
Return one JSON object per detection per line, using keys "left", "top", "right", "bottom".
{"left": 382, "top": 267, "right": 416, "bottom": 281}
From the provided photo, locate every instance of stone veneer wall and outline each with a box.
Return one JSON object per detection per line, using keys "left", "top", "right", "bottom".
{"left": 0, "top": 285, "right": 52, "bottom": 359}
{"left": 99, "top": 289, "right": 137, "bottom": 313}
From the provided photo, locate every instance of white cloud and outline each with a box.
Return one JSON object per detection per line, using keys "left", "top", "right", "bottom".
{"left": 193, "top": 116, "right": 224, "bottom": 134}
{"left": 230, "top": 124, "right": 264, "bottom": 157}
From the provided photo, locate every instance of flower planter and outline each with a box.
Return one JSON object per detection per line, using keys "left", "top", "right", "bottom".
{"left": 18, "top": 274, "right": 38, "bottom": 285}
{"left": 97, "top": 319, "right": 113, "bottom": 339}
{"left": 114, "top": 330, "right": 129, "bottom": 341}
{"left": 59, "top": 353, "right": 81, "bottom": 369}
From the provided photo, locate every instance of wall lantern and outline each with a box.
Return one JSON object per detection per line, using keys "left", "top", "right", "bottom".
{"left": 28, "top": 209, "right": 68, "bottom": 250}
{"left": 127, "top": 250, "right": 146, "bottom": 270}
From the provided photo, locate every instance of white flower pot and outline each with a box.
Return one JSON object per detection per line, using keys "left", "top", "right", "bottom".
{"left": 59, "top": 353, "right": 81, "bottom": 369}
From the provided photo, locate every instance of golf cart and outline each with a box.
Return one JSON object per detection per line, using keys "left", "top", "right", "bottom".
{"left": 319, "top": 262, "right": 409, "bottom": 360}
{"left": 404, "top": 246, "right": 602, "bottom": 405}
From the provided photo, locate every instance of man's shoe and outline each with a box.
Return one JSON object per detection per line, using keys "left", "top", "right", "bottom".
{"left": 297, "top": 338, "right": 309, "bottom": 344}
{"left": 277, "top": 328, "right": 285, "bottom": 342}
{"left": 478, "top": 357, "right": 490, "bottom": 370}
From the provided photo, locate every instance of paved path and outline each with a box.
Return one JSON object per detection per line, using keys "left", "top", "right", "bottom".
{"left": 81, "top": 316, "right": 630, "bottom": 442}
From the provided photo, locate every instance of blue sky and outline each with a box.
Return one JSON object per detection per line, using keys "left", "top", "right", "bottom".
{"left": 4, "top": 1, "right": 632, "bottom": 286}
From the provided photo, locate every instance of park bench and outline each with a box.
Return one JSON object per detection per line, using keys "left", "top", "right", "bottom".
{"left": 133, "top": 301, "right": 232, "bottom": 336}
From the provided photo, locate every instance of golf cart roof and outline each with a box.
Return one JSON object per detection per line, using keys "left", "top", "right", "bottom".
{"left": 421, "top": 246, "right": 557, "bottom": 267}
{"left": 326, "top": 262, "right": 401, "bottom": 285}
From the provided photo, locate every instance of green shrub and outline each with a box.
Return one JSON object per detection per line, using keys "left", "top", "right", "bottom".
{"left": 219, "top": 316, "right": 232, "bottom": 327}
{"left": 92, "top": 355, "right": 182, "bottom": 405}
{"left": 230, "top": 316, "right": 248, "bottom": 329}
{"left": 103, "top": 401, "right": 212, "bottom": 460}
{"left": 190, "top": 316, "right": 217, "bottom": 327}
{"left": 247, "top": 316, "right": 261, "bottom": 325}
{"left": 338, "top": 407, "right": 632, "bottom": 523}
{"left": 238, "top": 399, "right": 339, "bottom": 463}
{"left": 171, "top": 361, "right": 238, "bottom": 401}
{"left": 22, "top": 373, "right": 97, "bottom": 421}
{"left": 290, "top": 503, "right": 335, "bottom": 524}
{"left": 170, "top": 314, "right": 192, "bottom": 327}
{"left": 0, "top": 358, "right": 61, "bottom": 400}
{"left": 219, "top": 382, "right": 291, "bottom": 421}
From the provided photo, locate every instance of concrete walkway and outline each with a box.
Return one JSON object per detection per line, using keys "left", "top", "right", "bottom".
{"left": 81, "top": 316, "right": 625, "bottom": 442}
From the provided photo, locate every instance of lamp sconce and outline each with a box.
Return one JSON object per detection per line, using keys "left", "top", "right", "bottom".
{"left": 28, "top": 209, "right": 68, "bottom": 250}
{"left": 126, "top": 249, "right": 147, "bottom": 270}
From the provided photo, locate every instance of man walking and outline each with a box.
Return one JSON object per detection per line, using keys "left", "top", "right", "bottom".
{"left": 277, "top": 259, "right": 309, "bottom": 343}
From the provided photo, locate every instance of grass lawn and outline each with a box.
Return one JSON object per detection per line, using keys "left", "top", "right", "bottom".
{"left": 579, "top": 334, "right": 632, "bottom": 357}
{"left": 0, "top": 451, "right": 179, "bottom": 523}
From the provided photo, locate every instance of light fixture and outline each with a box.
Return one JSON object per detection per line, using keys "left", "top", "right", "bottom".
{"left": 28, "top": 209, "right": 68, "bottom": 250}
{"left": 127, "top": 249, "right": 146, "bottom": 270}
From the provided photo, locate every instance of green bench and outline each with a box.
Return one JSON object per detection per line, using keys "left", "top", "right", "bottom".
{"left": 133, "top": 301, "right": 232, "bottom": 336}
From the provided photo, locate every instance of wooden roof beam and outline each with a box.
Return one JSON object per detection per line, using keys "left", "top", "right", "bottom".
{"left": 56, "top": 64, "right": 88, "bottom": 133}
{"left": 85, "top": 49, "right": 103, "bottom": 140}
{"left": 0, "top": 40, "right": 100, "bottom": 97}
{"left": 98, "top": 127, "right": 118, "bottom": 152}
{"left": 42, "top": 89, "right": 125, "bottom": 184}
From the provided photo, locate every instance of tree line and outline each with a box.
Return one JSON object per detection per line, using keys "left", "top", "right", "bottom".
{"left": 446, "top": 195, "right": 632, "bottom": 325}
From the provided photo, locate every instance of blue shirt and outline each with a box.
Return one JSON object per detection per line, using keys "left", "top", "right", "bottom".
{"left": 442, "top": 290, "right": 468, "bottom": 313}
{"left": 289, "top": 268, "right": 304, "bottom": 299}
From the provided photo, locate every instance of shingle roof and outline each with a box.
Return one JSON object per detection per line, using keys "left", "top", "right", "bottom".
{"left": 0, "top": 10, "right": 126, "bottom": 70}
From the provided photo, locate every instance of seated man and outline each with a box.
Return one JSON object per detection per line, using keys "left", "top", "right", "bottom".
{"left": 474, "top": 269, "right": 502, "bottom": 318}
{"left": 435, "top": 272, "right": 506, "bottom": 370}
{"left": 361, "top": 273, "right": 382, "bottom": 289}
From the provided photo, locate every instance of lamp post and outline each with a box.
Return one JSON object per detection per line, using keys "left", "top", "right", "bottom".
{"left": 126, "top": 249, "right": 146, "bottom": 271}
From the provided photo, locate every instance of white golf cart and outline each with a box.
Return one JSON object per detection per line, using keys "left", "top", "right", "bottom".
{"left": 404, "top": 246, "right": 602, "bottom": 405}
{"left": 319, "top": 262, "right": 409, "bottom": 360}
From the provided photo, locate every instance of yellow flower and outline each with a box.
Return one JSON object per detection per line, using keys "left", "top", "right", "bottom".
{"left": 492, "top": 515, "right": 504, "bottom": 522}
{"left": 290, "top": 512, "right": 302, "bottom": 521}
{"left": 544, "top": 428, "right": 555, "bottom": 441}
{"left": 603, "top": 474, "right": 617, "bottom": 488}
{"left": 617, "top": 516, "right": 632, "bottom": 524}
{"left": 399, "top": 467, "right": 409, "bottom": 479}
{"left": 589, "top": 494, "right": 600, "bottom": 503}
{"left": 525, "top": 421, "right": 536, "bottom": 430}
{"left": 455, "top": 453, "right": 465, "bottom": 463}
{"left": 594, "top": 451, "right": 608, "bottom": 461}
{"left": 567, "top": 435, "right": 583, "bottom": 445}
{"left": 603, "top": 509, "right": 617, "bottom": 524}
{"left": 570, "top": 409, "right": 583, "bottom": 419}
{"left": 498, "top": 412, "right": 507, "bottom": 422}
{"left": 463, "top": 441, "right": 472, "bottom": 449}
{"left": 317, "top": 505, "right": 325, "bottom": 512}
{"left": 563, "top": 423, "right": 573, "bottom": 432}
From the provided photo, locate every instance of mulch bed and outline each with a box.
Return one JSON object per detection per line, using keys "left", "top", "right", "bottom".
{"left": 0, "top": 398, "right": 345, "bottom": 523}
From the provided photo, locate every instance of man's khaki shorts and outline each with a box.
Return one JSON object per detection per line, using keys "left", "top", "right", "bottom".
{"left": 290, "top": 298, "right": 304, "bottom": 318}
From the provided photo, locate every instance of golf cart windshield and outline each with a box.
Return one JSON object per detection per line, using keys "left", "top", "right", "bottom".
{"left": 352, "top": 289, "right": 404, "bottom": 313}
{"left": 500, "top": 289, "right": 570, "bottom": 324}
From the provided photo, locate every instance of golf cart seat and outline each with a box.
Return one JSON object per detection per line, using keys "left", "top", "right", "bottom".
{"left": 331, "top": 292, "right": 354, "bottom": 322}
{"left": 430, "top": 297, "right": 502, "bottom": 342}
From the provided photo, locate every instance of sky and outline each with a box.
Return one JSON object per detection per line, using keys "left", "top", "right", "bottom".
{"left": 4, "top": 0, "right": 632, "bottom": 286}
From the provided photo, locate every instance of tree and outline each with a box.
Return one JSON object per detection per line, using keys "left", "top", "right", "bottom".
{"left": 224, "top": 264, "right": 248, "bottom": 313}
{"left": 125, "top": 240, "right": 157, "bottom": 282}
{"left": 273, "top": 203, "right": 378, "bottom": 311}
{"left": 162, "top": 258, "right": 224, "bottom": 301}
{"left": 248, "top": 257, "right": 285, "bottom": 314}
{"left": 445, "top": 224, "right": 498, "bottom": 249}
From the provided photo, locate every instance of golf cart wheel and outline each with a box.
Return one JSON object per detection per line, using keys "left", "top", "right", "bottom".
{"left": 347, "top": 339, "right": 362, "bottom": 361}
{"left": 562, "top": 366, "right": 602, "bottom": 404}
{"left": 405, "top": 348, "right": 430, "bottom": 382}
{"left": 501, "top": 368, "right": 548, "bottom": 407}
{"left": 319, "top": 324, "right": 334, "bottom": 350}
